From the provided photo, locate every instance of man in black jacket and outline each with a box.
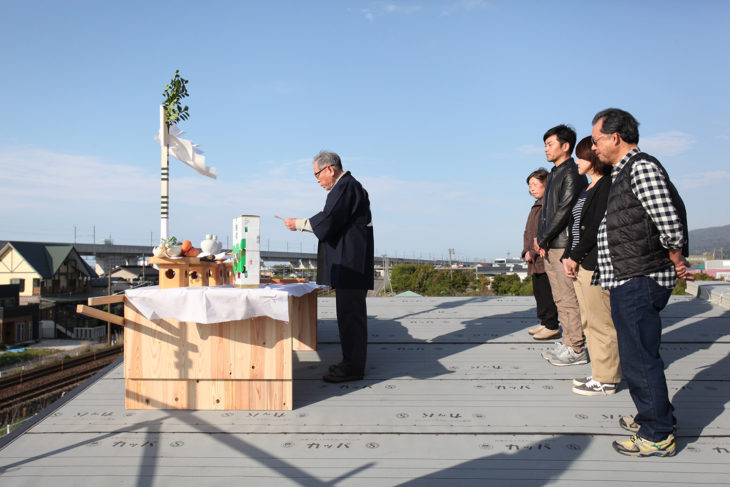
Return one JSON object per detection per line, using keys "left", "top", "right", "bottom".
{"left": 284, "top": 151, "right": 374, "bottom": 383}
{"left": 535, "top": 125, "right": 588, "bottom": 365}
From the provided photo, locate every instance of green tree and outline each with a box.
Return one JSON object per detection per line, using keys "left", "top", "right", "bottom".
{"left": 490, "top": 273, "right": 527, "bottom": 296}
{"left": 389, "top": 264, "right": 492, "bottom": 296}
{"left": 673, "top": 272, "right": 723, "bottom": 295}
{"left": 517, "top": 276, "right": 533, "bottom": 296}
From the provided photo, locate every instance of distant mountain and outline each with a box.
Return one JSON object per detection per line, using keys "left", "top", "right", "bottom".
{"left": 689, "top": 224, "right": 730, "bottom": 257}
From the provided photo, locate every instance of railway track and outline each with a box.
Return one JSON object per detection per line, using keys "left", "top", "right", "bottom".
{"left": 0, "top": 346, "right": 123, "bottom": 414}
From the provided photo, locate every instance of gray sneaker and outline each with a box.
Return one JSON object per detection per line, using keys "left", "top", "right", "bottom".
{"left": 541, "top": 342, "right": 567, "bottom": 360}
{"left": 572, "top": 379, "right": 617, "bottom": 396}
{"left": 573, "top": 375, "right": 592, "bottom": 386}
{"left": 548, "top": 346, "right": 589, "bottom": 366}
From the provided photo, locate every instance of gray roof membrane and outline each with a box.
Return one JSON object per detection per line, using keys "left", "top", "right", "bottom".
{"left": 1, "top": 295, "right": 729, "bottom": 486}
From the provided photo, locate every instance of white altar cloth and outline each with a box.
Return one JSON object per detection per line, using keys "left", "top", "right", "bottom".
{"left": 125, "top": 282, "right": 322, "bottom": 324}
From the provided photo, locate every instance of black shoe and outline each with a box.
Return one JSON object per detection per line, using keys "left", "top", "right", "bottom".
{"left": 322, "top": 366, "right": 363, "bottom": 383}
{"left": 329, "top": 363, "right": 344, "bottom": 373}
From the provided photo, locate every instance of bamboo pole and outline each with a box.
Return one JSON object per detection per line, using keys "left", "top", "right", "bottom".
{"left": 160, "top": 105, "right": 170, "bottom": 241}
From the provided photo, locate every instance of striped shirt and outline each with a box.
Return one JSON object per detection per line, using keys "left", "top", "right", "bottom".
{"left": 570, "top": 191, "right": 588, "bottom": 251}
{"left": 592, "top": 148, "right": 685, "bottom": 290}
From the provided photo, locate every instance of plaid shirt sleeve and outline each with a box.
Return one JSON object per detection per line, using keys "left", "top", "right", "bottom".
{"left": 630, "top": 158, "right": 685, "bottom": 250}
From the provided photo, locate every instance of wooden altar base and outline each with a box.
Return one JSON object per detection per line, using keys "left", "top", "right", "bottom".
{"left": 77, "top": 288, "right": 319, "bottom": 411}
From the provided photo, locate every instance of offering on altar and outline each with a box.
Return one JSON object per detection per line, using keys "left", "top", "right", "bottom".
{"left": 152, "top": 236, "right": 200, "bottom": 258}
{"left": 200, "top": 234, "right": 223, "bottom": 254}
{"left": 232, "top": 215, "right": 261, "bottom": 288}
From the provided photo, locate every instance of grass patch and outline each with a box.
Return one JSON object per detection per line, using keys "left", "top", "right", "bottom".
{"left": 0, "top": 349, "right": 57, "bottom": 368}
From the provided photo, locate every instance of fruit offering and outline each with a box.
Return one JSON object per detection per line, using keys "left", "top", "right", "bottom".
{"left": 152, "top": 236, "right": 200, "bottom": 258}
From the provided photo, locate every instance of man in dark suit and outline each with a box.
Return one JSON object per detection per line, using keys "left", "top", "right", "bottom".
{"left": 284, "top": 151, "right": 374, "bottom": 383}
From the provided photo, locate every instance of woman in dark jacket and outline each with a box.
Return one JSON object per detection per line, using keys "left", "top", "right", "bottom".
{"left": 523, "top": 168, "right": 560, "bottom": 340}
{"left": 562, "top": 136, "right": 621, "bottom": 396}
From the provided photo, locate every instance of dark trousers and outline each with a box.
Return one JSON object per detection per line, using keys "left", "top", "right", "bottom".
{"left": 532, "top": 272, "right": 559, "bottom": 330}
{"left": 335, "top": 288, "right": 368, "bottom": 376}
{"left": 610, "top": 276, "right": 675, "bottom": 441}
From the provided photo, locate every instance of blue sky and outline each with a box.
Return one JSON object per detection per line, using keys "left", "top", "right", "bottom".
{"left": 2, "top": 1, "right": 729, "bottom": 262}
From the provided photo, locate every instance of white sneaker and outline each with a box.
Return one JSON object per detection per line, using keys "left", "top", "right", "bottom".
{"left": 541, "top": 342, "right": 567, "bottom": 360}
{"left": 548, "top": 346, "right": 589, "bottom": 366}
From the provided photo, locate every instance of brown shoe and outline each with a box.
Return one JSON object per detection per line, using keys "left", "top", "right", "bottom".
{"left": 533, "top": 327, "right": 561, "bottom": 340}
{"left": 323, "top": 366, "right": 363, "bottom": 383}
{"left": 528, "top": 324, "right": 546, "bottom": 335}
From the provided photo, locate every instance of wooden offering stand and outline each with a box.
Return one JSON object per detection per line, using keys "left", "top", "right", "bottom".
{"left": 76, "top": 261, "right": 318, "bottom": 411}
{"left": 150, "top": 256, "right": 232, "bottom": 288}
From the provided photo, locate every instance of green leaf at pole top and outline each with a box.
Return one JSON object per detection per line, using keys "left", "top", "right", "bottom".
{"left": 162, "top": 69, "right": 190, "bottom": 126}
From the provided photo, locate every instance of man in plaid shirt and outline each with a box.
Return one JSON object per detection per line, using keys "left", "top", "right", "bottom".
{"left": 591, "top": 108, "right": 689, "bottom": 457}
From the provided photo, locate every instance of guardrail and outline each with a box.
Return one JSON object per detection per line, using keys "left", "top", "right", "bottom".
{"left": 2, "top": 415, "right": 36, "bottom": 436}
{"left": 74, "top": 326, "right": 107, "bottom": 340}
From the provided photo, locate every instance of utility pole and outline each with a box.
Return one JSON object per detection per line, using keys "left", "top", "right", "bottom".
{"left": 448, "top": 248, "right": 455, "bottom": 280}
{"left": 106, "top": 269, "right": 111, "bottom": 345}
{"left": 382, "top": 254, "right": 393, "bottom": 296}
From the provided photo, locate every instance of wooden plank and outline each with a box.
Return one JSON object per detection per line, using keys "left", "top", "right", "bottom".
{"left": 149, "top": 256, "right": 201, "bottom": 264}
{"left": 87, "top": 295, "right": 125, "bottom": 306}
{"left": 207, "top": 263, "right": 226, "bottom": 286}
{"left": 123, "top": 304, "right": 292, "bottom": 381}
{"left": 76, "top": 304, "right": 125, "bottom": 326}
{"left": 157, "top": 262, "right": 189, "bottom": 289}
{"left": 125, "top": 379, "right": 292, "bottom": 410}
{"left": 290, "top": 291, "right": 318, "bottom": 351}
{"left": 187, "top": 264, "right": 210, "bottom": 286}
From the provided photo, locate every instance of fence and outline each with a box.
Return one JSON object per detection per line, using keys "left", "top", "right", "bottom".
{"left": 73, "top": 326, "right": 107, "bottom": 340}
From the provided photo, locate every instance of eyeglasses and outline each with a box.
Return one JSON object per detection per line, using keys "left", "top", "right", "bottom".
{"left": 591, "top": 134, "right": 610, "bottom": 145}
{"left": 314, "top": 165, "right": 331, "bottom": 179}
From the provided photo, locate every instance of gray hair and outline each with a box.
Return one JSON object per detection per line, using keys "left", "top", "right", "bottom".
{"left": 313, "top": 151, "right": 343, "bottom": 170}
{"left": 592, "top": 108, "right": 640, "bottom": 144}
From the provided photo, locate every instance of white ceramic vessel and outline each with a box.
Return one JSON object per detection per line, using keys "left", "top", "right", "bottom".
{"left": 201, "top": 234, "right": 223, "bottom": 254}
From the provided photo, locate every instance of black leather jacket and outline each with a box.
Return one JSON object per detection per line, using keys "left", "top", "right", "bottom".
{"left": 537, "top": 158, "right": 587, "bottom": 250}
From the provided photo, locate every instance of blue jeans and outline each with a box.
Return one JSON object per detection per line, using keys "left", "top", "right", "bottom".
{"left": 610, "top": 276, "right": 675, "bottom": 441}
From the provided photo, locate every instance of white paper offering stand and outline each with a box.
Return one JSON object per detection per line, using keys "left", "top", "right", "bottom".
{"left": 77, "top": 283, "right": 321, "bottom": 411}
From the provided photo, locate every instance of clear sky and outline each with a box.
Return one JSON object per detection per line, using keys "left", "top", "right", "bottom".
{"left": 2, "top": 1, "right": 729, "bottom": 263}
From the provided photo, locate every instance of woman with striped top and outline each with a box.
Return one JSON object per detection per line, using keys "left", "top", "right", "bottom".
{"left": 561, "top": 136, "right": 621, "bottom": 396}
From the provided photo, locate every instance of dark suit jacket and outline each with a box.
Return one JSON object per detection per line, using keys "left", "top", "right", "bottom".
{"left": 562, "top": 175, "right": 611, "bottom": 270}
{"left": 310, "top": 172, "right": 374, "bottom": 290}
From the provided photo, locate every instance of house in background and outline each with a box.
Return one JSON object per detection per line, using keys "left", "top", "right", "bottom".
{"left": 0, "top": 284, "right": 39, "bottom": 346}
{"left": 110, "top": 264, "right": 158, "bottom": 286}
{"left": 0, "top": 241, "right": 96, "bottom": 299}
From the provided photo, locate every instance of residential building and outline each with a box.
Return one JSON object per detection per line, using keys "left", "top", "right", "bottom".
{"left": 0, "top": 241, "right": 96, "bottom": 298}
{"left": 0, "top": 284, "right": 39, "bottom": 346}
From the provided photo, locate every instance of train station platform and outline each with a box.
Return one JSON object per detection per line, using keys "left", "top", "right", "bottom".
{"left": 1, "top": 294, "right": 729, "bottom": 486}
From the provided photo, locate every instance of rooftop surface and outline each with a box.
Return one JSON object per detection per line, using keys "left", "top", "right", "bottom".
{"left": 1, "top": 293, "right": 729, "bottom": 486}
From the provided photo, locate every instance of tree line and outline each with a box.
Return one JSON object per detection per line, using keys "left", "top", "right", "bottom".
{"left": 388, "top": 263, "right": 533, "bottom": 296}
{"left": 387, "top": 263, "right": 716, "bottom": 297}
